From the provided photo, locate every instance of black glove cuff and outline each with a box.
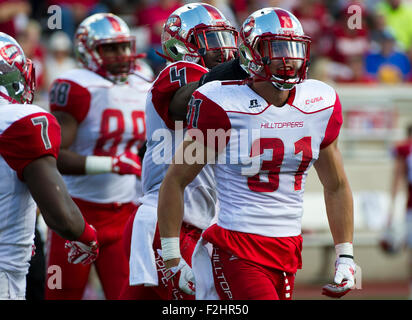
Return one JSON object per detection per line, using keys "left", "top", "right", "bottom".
{"left": 339, "top": 254, "right": 354, "bottom": 259}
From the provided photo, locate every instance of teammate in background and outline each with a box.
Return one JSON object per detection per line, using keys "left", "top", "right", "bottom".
{"left": 0, "top": 32, "right": 98, "bottom": 300}
{"left": 157, "top": 8, "right": 358, "bottom": 300}
{"left": 45, "top": 13, "right": 152, "bottom": 300}
{"left": 120, "top": 3, "right": 248, "bottom": 299}
{"left": 384, "top": 124, "right": 412, "bottom": 298}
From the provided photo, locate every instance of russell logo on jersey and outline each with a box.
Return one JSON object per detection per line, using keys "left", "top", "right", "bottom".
{"left": 249, "top": 99, "right": 261, "bottom": 108}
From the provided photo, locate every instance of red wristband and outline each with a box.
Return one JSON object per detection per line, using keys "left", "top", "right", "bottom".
{"left": 76, "top": 221, "right": 97, "bottom": 244}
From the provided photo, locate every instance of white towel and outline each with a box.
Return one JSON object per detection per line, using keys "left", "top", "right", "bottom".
{"left": 192, "top": 236, "right": 219, "bottom": 300}
{"left": 129, "top": 193, "right": 159, "bottom": 286}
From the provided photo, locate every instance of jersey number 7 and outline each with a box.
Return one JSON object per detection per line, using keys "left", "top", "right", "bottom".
{"left": 31, "top": 116, "right": 52, "bottom": 150}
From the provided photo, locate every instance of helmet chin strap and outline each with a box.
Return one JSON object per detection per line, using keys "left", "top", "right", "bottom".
{"left": 260, "top": 56, "right": 301, "bottom": 91}
{"left": 270, "top": 76, "right": 297, "bottom": 91}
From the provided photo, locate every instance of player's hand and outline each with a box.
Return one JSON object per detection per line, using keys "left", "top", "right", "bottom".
{"left": 112, "top": 151, "right": 142, "bottom": 176}
{"left": 65, "top": 239, "right": 99, "bottom": 265}
{"left": 379, "top": 222, "right": 406, "bottom": 254}
{"left": 322, "top": 257, "right": 356, "bottom": 298}
{"left": 157, "top": 249, "right": 195, "bottom": 295}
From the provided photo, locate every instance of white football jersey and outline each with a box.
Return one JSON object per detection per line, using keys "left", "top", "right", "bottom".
{"left": 142, "top": 61, "right": 217, "bottom": 229}
{"left": 0, "top": 102, "right": 61, "bottom": 279}
{"left": 187, "top": 79, "right": 343, "bottom": 237}
{"left": 50, "top": 68, "right": 152, "bottom": 203}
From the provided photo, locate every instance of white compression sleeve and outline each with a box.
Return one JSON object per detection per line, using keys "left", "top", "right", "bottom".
{"left": 85, "top": 156, "right": 112, "bottom": 174}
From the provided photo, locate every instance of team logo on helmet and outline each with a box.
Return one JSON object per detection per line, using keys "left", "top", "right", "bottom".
{"left": 274, "top": 9, "right": 296, "bottom": 36}
{"left": 242, "top": 16, "right": 255, "bottom": 39}
{"left": 165, "top": 15, "right": 181, "bottom": 37}
{"left": 0, "top": 44, "right": 21, "bottom": 67}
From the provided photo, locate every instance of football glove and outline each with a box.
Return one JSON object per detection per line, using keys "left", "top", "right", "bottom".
{"left": 157, "top": 249, "right": 195, "bottom": 295}
{"left": 322, "top": 257, "right": 356, "bottom": 298}
{"left": 65, "top": 224, "right": 99, "bottom": 265}
{"left": 112, "top": 151, "right": 142, "bottom": 176}
{"left": 65, "top": 241, "right": 99, "bottom": 265}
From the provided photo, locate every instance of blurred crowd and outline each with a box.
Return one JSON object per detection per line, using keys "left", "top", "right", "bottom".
{"left": 2, "top": 0, "right": 412, "bottom": 101}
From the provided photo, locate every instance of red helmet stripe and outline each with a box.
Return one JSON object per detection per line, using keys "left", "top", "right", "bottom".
{"left": 274, "top": 9, "right": 293, "bottom": 28}
{"left": 202, "top": 4, "right": 223, "bottom": 20}
{"left": 106, "top": 16, "right": 122, "bottom": 32}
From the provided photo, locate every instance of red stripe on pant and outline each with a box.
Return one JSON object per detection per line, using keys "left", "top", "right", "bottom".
{"left": 211, "top": 246, "right": 295, "bottom": 300}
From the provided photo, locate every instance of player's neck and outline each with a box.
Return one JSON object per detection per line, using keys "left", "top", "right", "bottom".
{"left": 249, "top": 80, "right": 290, "bottom": 107}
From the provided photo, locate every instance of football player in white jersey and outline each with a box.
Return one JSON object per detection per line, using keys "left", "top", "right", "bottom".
{"left": 0, "top": 33, "right": 98, "bottom": 300}
{"left": 157, "top": 8, "right": 358, "bottom": 300}
{"left": 45, "top": 13, "right": 153, "bottom": 300}
{"left": 120, "top": 3, "right": 247, "bottom": 300}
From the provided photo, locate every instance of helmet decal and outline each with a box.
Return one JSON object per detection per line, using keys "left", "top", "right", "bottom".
{"left": 274, "top": 9, "right": 293, "bottom": 29}
{"left": 0, "top": 44, "right": 21, "bottom": 67}
{"left": 202, "top": 4, "right": 224, "bottom": 21}
{"left": 165, "top": 15, "right": 181, "bottom": 37}
{"left": 242, "top": 16, "right": 255, "bottom": 39}
{"left": 106, "top": 15, "right": 122, "bottom": 32}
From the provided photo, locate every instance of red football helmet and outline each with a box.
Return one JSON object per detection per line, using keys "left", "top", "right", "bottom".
{"left": 0, "top": 32, "right": 35, "bottom": 104}
{"left": 74, "top": 13, "right": 142, "bottom": 83}
{"left": 239, "top": 7, "right": 311, "bottom": 90}
{"left": 161, "top": 3, "right": 238, "bottom": 68}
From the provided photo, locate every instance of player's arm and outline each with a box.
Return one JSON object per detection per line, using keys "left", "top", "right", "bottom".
{"left": 0, "top": 111, "right": 86, "bottom": 239}
{"left": 169, "top": 58, "right": 249, "bottom": 121}
{"left": 23, "top": 155, "right": 84, "bottom": 240}
{"left": 53, "top": 110, "right": 142, "bottom": 176}
{"left": 157, "top": 138, "right": 209, "bottom": 295}
{"left": 314, "top": 139, "right": 353, "bottom": 245}
{"left": 52, "top": 110, "right": 86, "bottom": 174}
{"left": 159, "top": 88, "right": 230, "bottom": 269}
{"left": 314, "top": 92, "right": 353, "bottom": 245}
{"left": 169, "top": 82, "right": 200, "bottom": 121}
{"left": 314, "top": 139, "right": 356, "bottom": 298}
{"left": 24, "top": 155, "right": 99, "bottom": 264}
{"left": 158, "top": 138, "right": 207, "bottom": 269}
{"left": 1, "top": 111, "right": 98, "bottom": 264}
